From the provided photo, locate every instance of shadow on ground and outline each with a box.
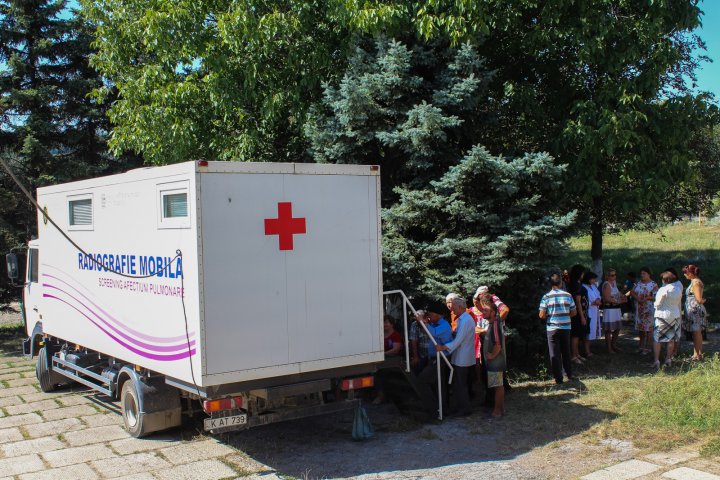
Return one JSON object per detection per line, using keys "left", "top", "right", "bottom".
{"left": 219, "top": 328, "right": 719, "bottom": 479}
{"left": 0, "top": 323, "right": 25, "bottom": 356}
{"left": 3, "top": 323, "right": 717, "bottom": 479}
{"left": 213, "top": 381, "right": 614, "bottom": 479}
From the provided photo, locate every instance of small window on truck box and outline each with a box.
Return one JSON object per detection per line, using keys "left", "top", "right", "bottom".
{"left": 157, "top": 181, "right": 191, "bottom": 229}
{"left": 28, "top": 248, "right": 39, "bottom": 283}
{"left": 68, "top": 194, "right": 93, "bottom": 231}
{"left": 163, "top": 192, "right": 188, "bottom": 218}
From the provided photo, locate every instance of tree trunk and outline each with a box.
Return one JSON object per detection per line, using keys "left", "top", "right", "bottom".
{"left": 590, "top": 196, "right": 603, "bottom": 278}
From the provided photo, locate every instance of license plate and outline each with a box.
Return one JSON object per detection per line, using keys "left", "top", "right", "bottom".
{"left": 204, "top": 414, "right": 247, "bottom": 431}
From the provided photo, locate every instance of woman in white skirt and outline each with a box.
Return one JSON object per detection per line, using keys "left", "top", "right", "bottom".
{"left": 653, "top": 268, "right": 683, "bottom": 368}
{"left": 602, "top": 269, "right": 627, "bottom": 354}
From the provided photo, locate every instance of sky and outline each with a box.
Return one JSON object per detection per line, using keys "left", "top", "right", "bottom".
{"left": 696, "top": 0, "right": 720, "bottom": 98}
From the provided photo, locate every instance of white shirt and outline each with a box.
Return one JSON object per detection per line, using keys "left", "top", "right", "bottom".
{"left": 584, "top": 283, "right": 601, "bottom": 310}
{"left": 654, "top": 281, "right": 683, "bottom": 320}
{"left": 444, "top": 312, "right": 476, "bottom": 367}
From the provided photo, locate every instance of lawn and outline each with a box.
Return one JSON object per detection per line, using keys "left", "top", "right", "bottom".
{"left": 562, "top": 221, "right": 720, "bottom": 315}
{"left": 493, "top": 222, "right": 720, "bottom": 459}
{"left": 489, "top": 331, "right": 720, "bottom": 462}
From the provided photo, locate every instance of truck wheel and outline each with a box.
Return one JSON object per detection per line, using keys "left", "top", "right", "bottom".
{"left": 121, "top": 380, "right": 148, "bottom": 438}
{"left": 120, "top": 373, "right": 182, "bottom": 438}
{"left": 36, "top": 347, "right": 63, "bottom": 392}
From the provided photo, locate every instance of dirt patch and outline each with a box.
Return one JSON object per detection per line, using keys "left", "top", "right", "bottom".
{"left": 217, "top": 399, "right": 638, "bottom": 479}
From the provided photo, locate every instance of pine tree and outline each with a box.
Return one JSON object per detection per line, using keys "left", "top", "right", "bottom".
{"left": 306, "top": 38, "right": 496, "bottom": 203}
{"left": 0, "top": 0, "right": 137, "bottom": 304}
{"left": 307, "top": 38, "right": 574, "bottom": 337}
{"left": 383, "top": 147, "right": 575, "bottom": 326}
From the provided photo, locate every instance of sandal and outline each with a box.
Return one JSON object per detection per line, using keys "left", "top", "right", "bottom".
{"left": 651, "top": 360, "right": 660, "bottom": 369}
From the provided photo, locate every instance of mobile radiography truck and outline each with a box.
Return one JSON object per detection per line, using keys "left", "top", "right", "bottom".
{"left": 6, "top": 161, "right": 384, "bottom": 437}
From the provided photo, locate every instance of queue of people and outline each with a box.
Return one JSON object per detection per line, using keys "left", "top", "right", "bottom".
{"left": 380, "top": 263, "right": 707, "bottom": 417}
{"left": 541, "top": 264, "right": 708, "bottom": 382}
{"left": 405, "top": 288, "right": 509, "bottom": 419}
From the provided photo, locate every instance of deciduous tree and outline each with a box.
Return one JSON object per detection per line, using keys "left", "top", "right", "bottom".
{"left": 82, "top": 0, "right": 349, "bottom": 164}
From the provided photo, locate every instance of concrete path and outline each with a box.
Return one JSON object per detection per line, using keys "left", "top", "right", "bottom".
{"left": 582, "top": 451, "right": 720, "bottom": 480}
{"left": 2, "top": 329, "right": 720, "bottom": 480}
{"left": 0, "top": 348, "right": 276, "bottom": 480}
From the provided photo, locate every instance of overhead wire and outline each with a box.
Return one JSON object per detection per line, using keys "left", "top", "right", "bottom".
{"left": 0, "top": 156, "right": 202, "bottom": 400}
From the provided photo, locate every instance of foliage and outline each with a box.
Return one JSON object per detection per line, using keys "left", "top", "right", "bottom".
{"left": 307, "top": 39, "right": 574, "bottom": 336}
{"left": 670, "top": 126, "right": 720, "bottom": 220}
{"left": 335, "top": 0, "right": 494, "bottom": 44}
{"left": 80, "top": 0, "right": 507, "bottom": 165}
{"left": 306, "top": 39, "right": 495, "bottom": 202}
{"left": 326, "top": 0, "right": 720, "bottom": 266}
{"left": 81, "top": 0, "right": 349, "bottom": 164}
{"left": 384, "top": 147, "right": 576, "bottom": 311}
{"left": 474, "top": 0, "right": 717, "bottom": 264}
{"left": 0, "top": 0, "right": 140, "bottom": 304}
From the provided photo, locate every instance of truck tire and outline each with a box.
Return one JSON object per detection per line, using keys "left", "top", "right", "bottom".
{"left": 36, "top": 347, "right": 63, "bottom": 392}
{"left": 121, "top": 380, "right": 148, "bottom": 438}
{"left": 120, "top": 375, "right": 182, "bottom": 438}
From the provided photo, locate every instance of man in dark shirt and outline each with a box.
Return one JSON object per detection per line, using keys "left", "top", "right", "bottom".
{"left": 481, "top": 298, "right": 506, "bottom": 418}
{"left": 414, "top": 304, "right": 453, "bottom": 417}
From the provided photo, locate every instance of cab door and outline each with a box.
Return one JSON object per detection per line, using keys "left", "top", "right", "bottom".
{"left": 23, "top": 246, "right": 42, "bottom": 336}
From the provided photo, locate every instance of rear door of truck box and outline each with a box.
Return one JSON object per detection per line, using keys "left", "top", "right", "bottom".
{"left": 198, "top": 164, "right": 383, "bottom": 385}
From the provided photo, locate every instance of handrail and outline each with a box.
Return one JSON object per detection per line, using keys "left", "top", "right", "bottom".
{"left": 382, "top": 289, "right": 454, "bottom": 420}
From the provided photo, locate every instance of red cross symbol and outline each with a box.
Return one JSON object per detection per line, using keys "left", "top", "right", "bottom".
{"left": 264, "top": 202, "right": 307, "bottom": 251}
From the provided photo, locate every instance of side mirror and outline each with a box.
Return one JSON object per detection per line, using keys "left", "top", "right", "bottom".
{"left": 5, "top": 253, "right": 19, "bottom": 281}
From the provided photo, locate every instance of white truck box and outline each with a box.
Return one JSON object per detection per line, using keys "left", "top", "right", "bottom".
{"left": 29, "top": 161, "right": 384, "bottom": 389}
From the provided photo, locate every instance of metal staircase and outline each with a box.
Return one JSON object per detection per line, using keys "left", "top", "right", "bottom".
{"left": 381, "top": 290, "right": 454, "bottom": 420}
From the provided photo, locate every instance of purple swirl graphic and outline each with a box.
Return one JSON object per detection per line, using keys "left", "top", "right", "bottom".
{"left": 43, "top": 293, "right": 195, "bottom": 361}
{"left": 43, "top": 272, "right": 194, "bottom": 343}
{"left": 43, "top": 283, "right": 194, "bottom": 353}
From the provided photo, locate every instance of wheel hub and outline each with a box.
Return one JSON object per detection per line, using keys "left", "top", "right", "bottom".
{"left": 124, "top": 393, "right": 138, "bottom": 428}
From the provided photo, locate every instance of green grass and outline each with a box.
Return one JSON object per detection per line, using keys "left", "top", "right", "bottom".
{"left": 701, "top": 436, "right": 720, "bottom": 457}
{"left": 551, "top": 222, "right": 720, "bottom": 456}
{"left": 562, "top": 222, "right": 720, "bottom": 315}
{"left": 0, "top": 322, "right": 24, "bottom": 337}
{"left": 575, "top": 355, "right": 720, "bottom": 453}
{"left": 484, "top": 349, "right": 720, "bottom": 458}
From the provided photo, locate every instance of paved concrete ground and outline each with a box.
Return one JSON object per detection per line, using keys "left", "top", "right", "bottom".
{"left": 2, "top": 318, "right": 720, "bottom": 479}
{"left": 0, "top": 346, "right": 277, "bottom": 480}
{"left": 582, "top": 451, "right": 720, "bottom": 480}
